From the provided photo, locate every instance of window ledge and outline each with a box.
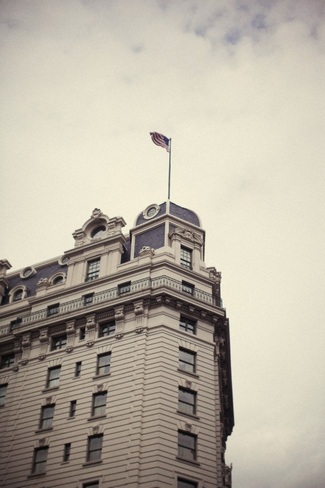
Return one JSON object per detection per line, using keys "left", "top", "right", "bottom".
{"left": 176, "top": 456, "right": 200, "bottom": 466}
{"left": 82, "top": 460, "right": 103, "bottom": 467}
{"left": 177, "top": 368, "right": 199, "bottom": 379}
{"left": 67, "top": 416, "right": 75, "bottom": 420}
{"left": 42, "top": 386, "right": 59, "bottom": 393}
{"left": 177, "top": 410, "right": 200, "bottom": 420}
{"left": 35, "top": 427, "right": 53, "bottom": 433}
{"left": 27, "top": 472, "right": 46, "bottom": 479}
{"left": 87, "top": 414, "right": 107, "bottom": 422}
{"left": 92, "top": 373, "right": 111, "bottom": 380}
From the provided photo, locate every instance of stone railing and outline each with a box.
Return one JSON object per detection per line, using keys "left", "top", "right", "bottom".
{"left": 0, "top": 275, "right": 221, "bottom": 336}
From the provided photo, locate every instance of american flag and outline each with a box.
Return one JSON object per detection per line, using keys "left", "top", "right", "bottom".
{"left": 150, "top": 132, "right": 170, "bottom": 152}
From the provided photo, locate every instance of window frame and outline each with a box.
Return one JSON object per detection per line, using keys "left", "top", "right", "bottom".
{"left": 179, "top": 348, "right": 196, "bottom": 374}
{"left": 47, "top": 303, "right": 60, "bottom": 317}
{"left": 180, "top": 246, "right": 193, "bottom": 270}
{"left": 91, "top": 391, "right": 107, "bottom": 417}
{"left": 85, "top": 258, "right": 100, "bottom": 282}
{"left": 31, "top": 446, "right": 48, "bottom": 475}
{"left": 0, "top": 353, "right": 15, "bottom": 369}
{"left": 178, "top": 387, "right": 197, "bottom": 416}
{"left": 96, "top": 352, "right": 111, "bottom": 376}
{"left": 51, "top": 334, "right": 67, "bottom": 351}
{"left": 69, "top": 400, "right": 77, "bottom": 418}
{"left": 182, "top": 281, "right": 194, "bottom": 295}
{"left": 177, "top": 477, "right": 198, "bottom": 488}
{"left": 75, "top": 361, "right": 82, "bottom": 377}
{"left": 83, "top": 481, "right": 99, "bottom": 488}
{"left": 46, "top": 366, "right": 61, "bottom": 389}
{"left": 63, "top": 442, "right": 71, "bottom": 462}
{"left": 98, "top": 321, "right": 116, "bottom": 338}
{"left": 118, "top": 281, "right": 131, "bottom": 294}
{"left": 39, "top": 404, "right": 55, "bottom": 430}
{"left": 179, "top": 316, "right": 196, "bottom": 335}
{"left": 0, "top": 383, "right": 8, "bottom": 406}
{"left": 178, "top": 430, "right": 197, "bottom": 462}
{"left": 86, "top": 434, "right": 103, "bottom": 463}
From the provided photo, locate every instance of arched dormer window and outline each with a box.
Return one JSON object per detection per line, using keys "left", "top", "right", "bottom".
{"left": 50, "top": 273, "right": 65, "bottom": 286}
{"left": 9, "top": 286, "right": 27, "bottom": 303}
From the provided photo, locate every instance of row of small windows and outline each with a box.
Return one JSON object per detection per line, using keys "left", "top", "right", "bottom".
{"left": 0, "top": 316, "right": 195, "bottom": 370}
{"left": 1, "top": 347, "right": 196, "bottom": 408}
{"left": 31, "top": 431, "right": 198, "bottom": 478}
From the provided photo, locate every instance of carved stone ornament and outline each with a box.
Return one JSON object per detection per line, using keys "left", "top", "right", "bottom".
{"left": 86, "top": 341, "right": 94, "bottom": 348}
{"left": 208, "top": 267, "right": 221, "bottom": 283}
{"left": 36, "top": 277, "right": 50, "bottom": 287}
{"left": 139, "top": 246, "right": 155, "bottom": 256}
{"left": 92, "top": 208, "right": 102, "bottom": 218}
{"left": 185, "top": 423, "right": 192, "bottom": 431}
{"left": 135, "top": 327, "right": 143, "bottom": 334}
{"left": 170, "top": 227, "right": 203, "bottom": 245}
{"left": 134, "top": 302, "right": 144, "bottom": 316}
{"left": 66, "top": 346, "right": 74, "bottom": 354}
{"left": 115, "top": 333, "right": 124, "bottom": 340}
{"left": 66, "top": 320, "right": 76, "bottom": 335}
{"left": 114, "top": 308, "right": 124, "bottom": 323}
{"left": 92, "top": 425, "right": 99, "bottom": 435}
{"left": 22, "top": 333, "right": 31, "bottom": 348}
{"left": 19, "top": 359, "right": 29, "bottom": 366}
{"left": 38, "top": 354, "right": 46, "bottom": 361}
{"left": 39, "top": 438, "right": 46, "bottom": 447}
{"left": 12, "top": 364, "right": 19, "bottom": 372}
{"left": 39, "top": 328, "right": 49, "bottom": 343}
{"left": 86, "top": 317, "right": 96, "bottom": 329}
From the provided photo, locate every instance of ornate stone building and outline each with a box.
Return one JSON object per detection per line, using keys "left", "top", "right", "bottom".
{"left": 0, "top": 201, "right": 234, "bottom": 488}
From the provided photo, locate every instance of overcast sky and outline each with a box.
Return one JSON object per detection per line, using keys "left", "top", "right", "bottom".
{"left": 1, "top": 1, "right": 325, "bottom": 487}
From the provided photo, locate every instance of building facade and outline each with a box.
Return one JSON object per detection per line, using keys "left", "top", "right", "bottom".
{"left": 0, "top": 201, "right": 234, "bottom": 488}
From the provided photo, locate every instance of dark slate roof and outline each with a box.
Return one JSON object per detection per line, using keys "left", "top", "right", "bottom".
{"left": 1, "top": 261, "right": 67, "bottom": 305}
{"left": 135, "top": 202, "right": 200, "bottom": 227}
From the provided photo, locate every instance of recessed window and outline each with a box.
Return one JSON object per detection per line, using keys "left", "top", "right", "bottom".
{"left": 83, "top": 482, "right": 99, "bottom": 488}
{"left": 179, "top": 316, "right": 196, "bottom": 335}
{"left": 180, "top": 246, "right": 192, "bottom": 270}
{"left": 92, "top": 392, "right": 107, "bottom": 417}
{"left": 39, "top": 404, "right": 55, "bottom": 429}
{"left": 0, "top": 353, "right": 15, "bottom": 369}
{"left": 98, "top": 321, "right": 116, "bottom": 338}
{"left": 47, "top": 303, "right": 60, "bottom": 317}
{"left": 69, "top": 400, "right": 77, "bottom": 418}
{"left": 10, "top": 318, "right": 22, "bottom": 331}
{"left": 63, "top": 443, "right": 71, "bottom": 462}
{"left": 12, "top": 289, "right": 23, "bottom": 301}
{"left": 178, "top": 430, "right": 197, "bottom": 462}
{"left": 51, "top": 334, "right": 67, "bottom": 351}
{"left": 182, "top": 281, "right": 194, "bottom": 295}
{"left": 32, "top": 446, "right": 48, "bottom": 474}
{"left": 79, "top": 327, "right": 86, "bottom": 340}
{"left": 87, "top": 434, "right": 103, "bottom": 462}
{"left": 75, "top": 361, "right": 82, "bottom": 377}
{"left": 86, "top": 259, "right": 100, "bottom": 282}
{"left": 91, "top": 226, "right": 106, "bottom": 239}
{"left": 83, "top": 293, "right": 94, "bottom": 306}
{"left": 52, "top": 275, "right": 64, "bottom": 285}
{"left": 46, "top": 366, "right": 61, "bottom": 389}
{"left": 177, "top": 477, "right": 198, "bottom": 488}
{"left": 178, "top": 387, "right": 197, "bottom": 416}
{"left": 118, "top": 281, "right": 131, "bottom": 294}
{"left": 96, "top": 353, "right": 111, "bottom": 376}
{"left": 0, "top": 384, "right": 8, "bottom": 406}
{"left": 179, "top": 348, "right": 196, "bottom": 374}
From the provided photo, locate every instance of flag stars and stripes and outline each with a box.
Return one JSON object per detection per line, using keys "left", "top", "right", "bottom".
{"left": 150, "top": 132, "right": 170, "bottom": 152}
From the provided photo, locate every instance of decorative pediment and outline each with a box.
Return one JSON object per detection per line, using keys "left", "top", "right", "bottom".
{"left": 73, "top": 209, "right": 126, "bottom": 247}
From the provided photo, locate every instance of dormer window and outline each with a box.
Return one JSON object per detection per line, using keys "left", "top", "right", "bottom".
{"left": 91, "top": 226, "right": 106, "bottom": 239}
{"left": 52, "top": 275, "right": 64, "bottom": 285}
{"left": 180, "top": 246, "right": 192, "bottom": 270}
{"left": 12, "top": 289, "right": 23, "bottom": 302}
{"left": 85, "top": 259, "right": 100, "bottom": 282}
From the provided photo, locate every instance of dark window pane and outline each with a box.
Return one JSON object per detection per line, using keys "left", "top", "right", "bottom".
{"left": 47, "top": 366, "right": 61, "bottom": 388}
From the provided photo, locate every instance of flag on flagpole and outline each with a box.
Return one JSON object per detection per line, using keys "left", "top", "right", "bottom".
{"left": 150, "top": 132, "right": 170, "bottom": 152}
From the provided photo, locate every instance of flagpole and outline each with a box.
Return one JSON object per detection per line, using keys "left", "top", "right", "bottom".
{"left": 168, "top": 138, "right": 172, "bottom": 200}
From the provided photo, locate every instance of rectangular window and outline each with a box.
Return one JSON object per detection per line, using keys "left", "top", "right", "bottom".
{"left": 86, "top": 259, "right": 100, "bottom": 282}
{"left": 180, "top": 246, "right": 192, "bottom": 269}
{"left": 0, "top": 353, "right": 15, "bottom": 369}
{"left": 182, "top": 281, "right": 194, "bottom": 295}
{"left": 10, "top": 318, "right": 22, "bottom": 331}
{"left": 87, "top": 434, "right": 103, "bottom": 462}
{"left": 96, "top": 353, "right": 111, "bottom": 376}
{"left": 118, "top": 281, "right": 131, "bottom": 294}
{"left": 98, "top": 321, "right": 116, "bottom": 338}
{"left": 69, "top": 400, "right": 77, "bottom": 417}
{"left": 47, "top": 303, "right": 60, "bottom": 316}
{"left": 51, "top": 334, "right": 67, "bottom": 351}
{"left": 178, "top": 430, "right": 197, "bottom": 462}
{"left": 92, "top": 392, "right": 107, "bottom": 417}
{"left": 32, "top": 446, "right": 48, "bottom": 474}
{"left": 79, "top": 327, "right": 86, "bottom": 340}
{"left": 179, "top": 348, "right": 196, "bottom": 374}
{"left": 75, "top": 361, "right": 82, "bottom": 377}
{"left": 40, "top": 404, "right": 55, "bottom": 429}
{"left": 84, "top": 293, "right": 94, "bottom": 306}
{"left": 179, "top": 316, "right": 196, "bottom": 335}
{"left": 178, "top": 478, "right": 198, "bottom": 488}
{"left": 83, "top": 482, "right": 99, "bottom": 488}
{"left": 63, "top": 443, "right": 71, "bottom": 462}
{"left": 178, "top": 387, "right": 197, "bottom": 415}
{"left": 0, "top": 384, "right": 8, "bottom": 406}
{"left": 46, "top": 366, "right": 61, "bottom": 389}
